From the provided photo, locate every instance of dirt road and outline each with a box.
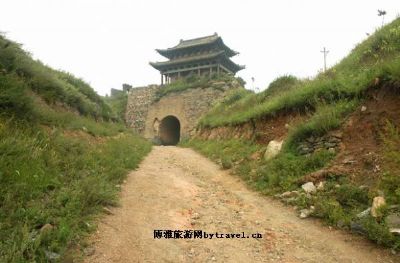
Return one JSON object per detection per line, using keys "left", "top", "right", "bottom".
{"left": 85, "top": 146, "right": 398, "bottom": 263}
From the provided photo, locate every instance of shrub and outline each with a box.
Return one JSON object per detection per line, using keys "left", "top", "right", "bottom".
{"left": 334, "top": 184, "right": 369, "bottom": 208}
{"left": 262, "top": 75, "right": 300, "bottom": 97}
{"left": 0, "top": 73, "right": 33, "bottom": 118}
{"left": 221, "top": 156, "right": 233, "bottom": 169}
{"left": 257, "top": 150, "right": 334, "bottom": 191}
{"left": 313, "top": 198, "right": 348, "bottom": 225}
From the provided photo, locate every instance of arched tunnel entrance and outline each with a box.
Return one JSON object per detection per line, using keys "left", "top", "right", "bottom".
{"left": 159, "top": 115, "right": 180, "bottom": 145}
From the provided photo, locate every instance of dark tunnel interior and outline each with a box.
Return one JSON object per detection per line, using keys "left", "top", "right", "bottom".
{"left": 159, "top": 116, "right": 180, "bottom": 145}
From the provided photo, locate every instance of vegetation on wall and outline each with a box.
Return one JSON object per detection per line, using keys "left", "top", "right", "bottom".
{"left": 154, "top": 73, "right": 243, "bottom": 101}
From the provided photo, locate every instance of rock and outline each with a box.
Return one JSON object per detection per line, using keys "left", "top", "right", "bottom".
{"left": 191, "top": 212, "right": 200, "bottom": 220}
{"left": 301, "top": 182, "right": 316, "bottom": 194}
{"left": 350, "top": 221, "right": 367, "bottom": 234}
{"left": 337, "top": 220, "right": 346, "bottom": 228}
{"left": 389, "top": 228, "right": 400, "bottom": 235}
{"left": 324, "top": 142, "right": 337, "bottom": 148}
{"left": 306, "top": 136, "right": 316, "bottom": 143}
{"left": 103, "top": 207, "right": 114, "bottom": 215}
{"left": 45, "top": 250, "right": 60, "bottom": 261}
{"left": 299, "top": 146, "right": 312, "bottom": 155}
{"left": 250, "top": 152, "right": 261, "bottom": 160}
{"left": 328, "top": 137, "right": 341, "bottom": 143}
{"left": 151, "top": 136, "right": 162, "bottom": 145}
{"left": 342, "top": 158, "right": 356, "bottom": 165}
{"left": 264, "top": 140, "right": 283, "bottom": 161}
{"left": 361, "top": 106, "right": 367, "bottom": 112}
{"left": 279, "top": 191, "right": 299, "bottom": 199}
{"left": 357, "top": 208, "right": 372, "bottom": 218}
{"left": 316, "top": 181, "right": 325, "bottom": 191}
{"left": 299, "top": 206, "right": 315, "bottom": 219}
{"left": 40, "top": 223, "right": 54, "bottom": 234}
{"left": 84, "top": 247, "right": 96, "bottom": 256}
{"left": 388, "top": 205, "right": 400, "bottom": 210}
{"left": 371, "top": 196, "right": 386, "bottom": 217}
{"left": 331, "top": 131, "right": 343, "bottom": 139}
{"left": 386, "top": 214, "right": 400, "bottom": 229}
{"left": 328, "top": 148, "right": 336, "bottom": 154}
{"left": 356, "top": 208, "right": 371, "bottom": 218}
{"left": 284, "top": 123, "right": 290, "bottom": 130}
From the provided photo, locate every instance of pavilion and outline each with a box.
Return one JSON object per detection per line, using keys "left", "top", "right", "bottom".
{"left": 150, "top": 33, "right": 245, "bottom": 85}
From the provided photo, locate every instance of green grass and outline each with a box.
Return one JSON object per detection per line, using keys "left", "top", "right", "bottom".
{"left": 183, "top": 17, "right": 400, "bottom": 250}
{"left": 284, "top": 100, "right": 358, "bottom": 152}
{"left": 35, "top": 105, "right": 127, "bottom": 137}
{"left": 0, "top": 72, "right": 34, "bottom": 119}
{"left": 380, "top": 121, "right": 400, "bottom": 205}
{"left": 0, "top": 33, "right": 152, "bottom": 261}
{"left": 154, "top": 73, "right": 243, "bottom": 100}
{"left": 183, "top": 134, "right": 400, "bottom": 249}
{"left": 0, "top": 34, "right": 114, "bottom": 120}
{"left": 260, "top": 74, "right": 301, "bottom": 97}
{"left": 104, "top": 92, "right": 128, "bottom": 122}
{"left": 199, "top": 18, "right": 400, "bottom": 128}
{"left": 0, "top": 118, "right": 151, "bottom": 262}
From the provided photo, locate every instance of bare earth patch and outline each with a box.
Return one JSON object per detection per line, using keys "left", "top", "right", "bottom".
{"left": 85, "top": 146, "right": 398, "bottom": 263}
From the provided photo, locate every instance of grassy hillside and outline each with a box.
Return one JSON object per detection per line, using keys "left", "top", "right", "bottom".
{"left": 184, "top": 18, "right": 400, "bottom": 249}
{"left": 104, "top": 92, "right": 128, "bottom": 122}
{"left": 0, "top": 34, "right": 115, "bottom": 121}
{"left": 200, "top": 18, "right": 400, "bottom": 128}
{"left": 0, "top": 35, "right": 152, "bottom": 261}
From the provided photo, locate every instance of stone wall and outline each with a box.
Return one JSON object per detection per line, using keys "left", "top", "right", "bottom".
{"left": 125, "top": 85, "right": 159, "bottom": 134}
{"left": 297, "top": 131, "right": 343, "bottom": 155}
{"left": 126, "top": 80, "right": 242, "bottom": 141}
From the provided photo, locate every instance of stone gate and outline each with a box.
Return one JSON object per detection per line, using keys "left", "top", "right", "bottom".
{"left": 125, "top": 79, "right": 242, "bottom": 145}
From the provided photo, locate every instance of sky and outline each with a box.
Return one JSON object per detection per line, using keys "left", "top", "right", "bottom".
{"left": 1, "top": 0, "right": 399, "bottom": 95}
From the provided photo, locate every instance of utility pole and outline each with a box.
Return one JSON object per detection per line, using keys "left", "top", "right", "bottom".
{"left": 320, "top": 47, "right": 329, "bottom": 73}
{"left": 378, "top": 10, "right": 387, "bottom": 27}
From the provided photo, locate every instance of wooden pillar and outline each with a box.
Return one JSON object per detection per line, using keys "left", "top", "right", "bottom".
{"left": 209, "top": 67, "right": 212, "bottom": 75}
{"left": 161, "top": 74, "right": 164, "bottom": 85}
{"left": 217, "top": 64, "right": 220, "bottom": 76}
{"left": 178, "top": 71, "right": 181, "bottom": 79}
